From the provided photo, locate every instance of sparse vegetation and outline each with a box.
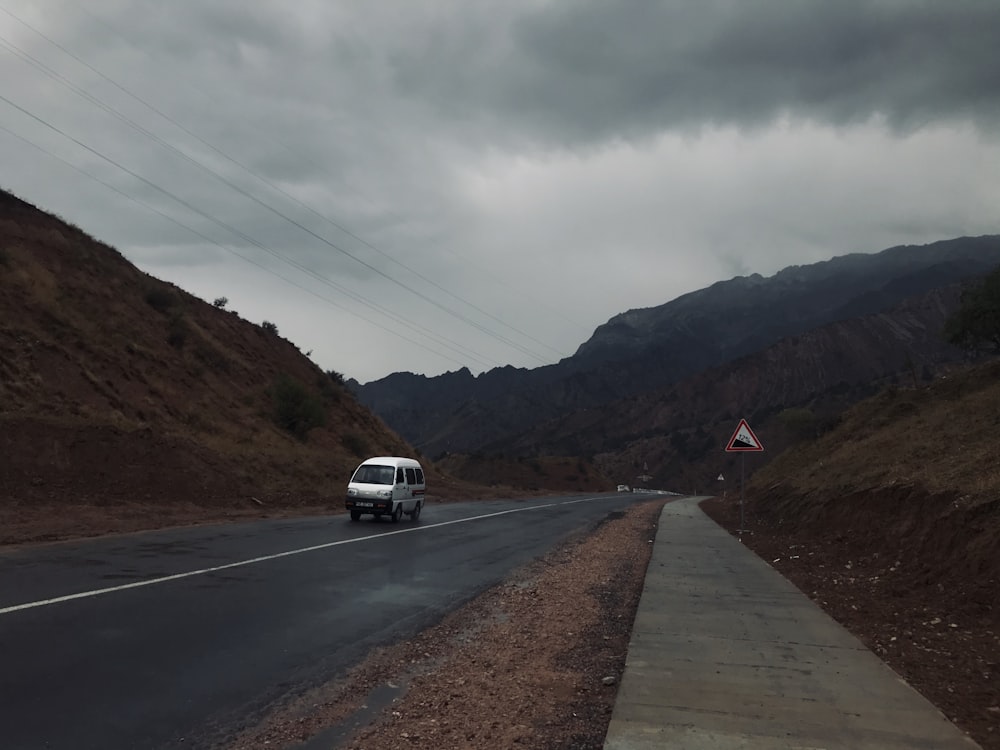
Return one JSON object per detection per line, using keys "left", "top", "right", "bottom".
{"left": 261, "top": 320, "right": 279, "bottom": 335}
{"left": 269, "top": 374, "right": 326, "bottom": 440}
{"left": 776, "top": 407, "right": 818, "bottom": 441}
{"left": 327, "top": 369, "right": 346, "bottom": 385}
{"left": 167, "top": 314, "right": 189, "bottom": 349}
{"left": 212, "top": 296, "right": 228, "bottom": 309}
{"left": 944, "top": 265, "right": 1000, "bottom": 352}
{"left": 341, "top": 432, "right": 368, "bottom": 457}
{"left": 144, "top": 287, "right": 179, "bottom": 314}
{"left": 317, "top": 374, "right": 341, "bottom": 403}
{"left": 193, "top": 341, "right": 232, "bottom": 373}
{"left": 1, "top": 185, "right": 498, "bottom": 546}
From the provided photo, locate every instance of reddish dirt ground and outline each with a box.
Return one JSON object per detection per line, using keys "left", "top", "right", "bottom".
{"left": 701, "top": 495, "right": 1000, "bottom": 749}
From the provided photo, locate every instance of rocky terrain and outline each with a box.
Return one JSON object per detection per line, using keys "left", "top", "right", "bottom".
{"left": 504, "top": 283, "right": 970, "bottom": 491}
{"left": 352, "top": 236, "right": 1000, "bottom": 459}
{"left": 704, "top": 494, "right": 998, "bottom": 749}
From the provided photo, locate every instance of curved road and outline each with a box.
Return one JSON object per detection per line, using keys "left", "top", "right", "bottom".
{"left": 0, "top": 493, "right": 654, "bottom": 750}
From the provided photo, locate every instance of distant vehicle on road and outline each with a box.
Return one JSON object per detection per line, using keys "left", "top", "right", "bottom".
{"left": 617, "top": 484, "right": 631, "bottom": 493}
{"left": 345, "top": 456, "right": 425, "bottom": 522}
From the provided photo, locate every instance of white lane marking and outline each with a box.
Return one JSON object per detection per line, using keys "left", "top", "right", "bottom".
{"left": 0, "top": 495, "right": 615, "bottom": 616}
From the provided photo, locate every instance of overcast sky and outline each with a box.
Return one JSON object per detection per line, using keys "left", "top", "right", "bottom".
{"left": 2, "top": 1, "right": 999, "bottom": 382}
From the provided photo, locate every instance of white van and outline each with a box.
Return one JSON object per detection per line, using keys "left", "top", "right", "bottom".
{"left": 345, "top": 456, "right": 426, "bottom": 522}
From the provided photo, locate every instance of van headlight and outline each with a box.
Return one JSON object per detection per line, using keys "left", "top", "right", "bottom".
{"left": 347, "top": 488, "right": 358, "bottom": 496}
{"left": 377, "top": 490, "right": 392, "bottom": 499}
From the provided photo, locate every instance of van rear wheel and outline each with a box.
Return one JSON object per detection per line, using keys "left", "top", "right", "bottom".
{"left": 411, "top": 502, "right": 421, "bottom": 521}
{"left": 391, "top": 504, "right": 402, "bottom": 523}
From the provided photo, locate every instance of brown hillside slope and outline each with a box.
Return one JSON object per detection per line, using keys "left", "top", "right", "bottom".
{"left": 750, "top": 358, "right": 1000, "bottom": 579}
{"left": 0, "top": 190, "right": 467, "bottom": 543}
{"left": 704, "top": 358, "right": 1000, "bottom": 747}
{"left": 506, "top": 283, "right": 967, "bottom": 492}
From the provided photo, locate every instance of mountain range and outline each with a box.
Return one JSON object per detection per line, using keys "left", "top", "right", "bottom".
{"left": 351, "top": 236, "right": 1000, "bottom": 482}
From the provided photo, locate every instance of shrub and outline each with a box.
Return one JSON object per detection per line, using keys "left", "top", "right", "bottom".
{"left": 261, "top": 320, "right": 279, "bottom": 335}
{"left": 945, "top": 265, "right": 1000, "bottom": 352}
{"left": 341, "top": 432, "right": 368, "bottom": 457}
{"left": 167, "top": 314, "right": 189, "bottom": 349}
{"left": 269, "top": 375, "right": 326, "bottom": 440}
{"left": 317, "top": 374, "right": 341, "bottom": 403}
{"left": 194, "top": 342, "right": 232, "bottom": 373}
{"left": 327, "top": 369, "right": 346, "bottom": 385}
{"left": 145, "top": 287, "right": 178, "bottom": 313}
{"left": 777, "top": 407, "right": 818, "bottom": 441}
{"left": 212, "top": 296, "right": 228, "bottom": 309}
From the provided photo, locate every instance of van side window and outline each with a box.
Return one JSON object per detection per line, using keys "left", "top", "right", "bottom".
{"left": 405, "top": 467, "right": 416, "bottom": 484}
{"left": 396, "top": 468, "right": 405, "bottom": 484}
{"left": 415, "top": 468, "right": 424, "bottom": 484}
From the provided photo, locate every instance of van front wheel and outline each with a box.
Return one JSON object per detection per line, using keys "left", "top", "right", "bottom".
{"left": 391, "top": 504, "right": 402, "bottom": 523}
{"left": 350, "top": 510, "right": 361, "bottom": 522}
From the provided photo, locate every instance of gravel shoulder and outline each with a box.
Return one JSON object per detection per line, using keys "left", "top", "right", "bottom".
{"left": 227, "top": 499, "right": 665, "bottom": 750}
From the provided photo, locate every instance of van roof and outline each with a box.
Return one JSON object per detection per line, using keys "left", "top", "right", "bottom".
{"left": 358, "top": 456, "right": 422, "bottom": 466}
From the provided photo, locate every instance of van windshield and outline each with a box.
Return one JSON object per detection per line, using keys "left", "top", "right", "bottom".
{"left": 351, "top": 464, "right": 395, "bottom": 485}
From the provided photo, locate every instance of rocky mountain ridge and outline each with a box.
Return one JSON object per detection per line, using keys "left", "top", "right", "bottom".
{"left": 352, "top": 236, "right": 1000, "bottom": 458}
{"left": 501, "top": 283, "right": 971, "bottom": 490}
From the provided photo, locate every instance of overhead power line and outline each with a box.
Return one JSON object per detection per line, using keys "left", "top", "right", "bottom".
{"left": 0, "top": 104, "right": 500, "bottom": 371}
{"left": 0, "top": 3, "right": 569, "bottom": 364}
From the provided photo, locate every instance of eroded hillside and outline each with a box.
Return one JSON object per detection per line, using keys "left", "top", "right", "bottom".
{"left": 0, "top": 190, "right": 457, "bottom": 542}
{"left": 704, "top": 359, "right": 1000, "bottom": 747}
{"left": 503, "top": 284, "right": 970, "bottom": 492}
{"left": 354, "top": 236, "right": 1000, "bottom": 458}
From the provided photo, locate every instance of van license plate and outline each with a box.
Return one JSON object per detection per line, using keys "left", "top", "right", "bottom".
{"left": 356, "top": 502, "right": 373, "bottom": 507}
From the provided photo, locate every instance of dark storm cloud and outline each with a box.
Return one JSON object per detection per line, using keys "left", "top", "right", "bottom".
{"left": 2, "top": 0, "right": 998, "bottom": 381}
{"left": 73, "top": 0, "right": 298, "bottom": 66}
{"left": 390, "top": 0, "right": 1000, "bottom": 146}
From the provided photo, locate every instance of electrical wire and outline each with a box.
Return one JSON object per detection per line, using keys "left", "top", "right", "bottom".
{"left": 0, "top": 4, "right": 565, "bottom": 364}
{"left": 0, "top": 106, "right": 501, "bottom": 371}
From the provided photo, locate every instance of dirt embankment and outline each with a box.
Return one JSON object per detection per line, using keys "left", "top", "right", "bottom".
{"left": 702, "top": 488, "right": 1000, "bottom": 749}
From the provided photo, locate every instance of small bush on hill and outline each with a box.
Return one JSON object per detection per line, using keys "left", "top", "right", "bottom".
{"left": 261, "top": 320, "right": 279, "bottom": 335}
{"left": 194, "top": 342, "right": 232, "bottom": 373}
{"left": 777, "top": 407, "right": 818, "bottom": 441}
{"left": 342, "top": 432, "right": 368, "bottom": 457}
{"left": 212, "top": 296, "right": 228, "bottom": 309}
{"left": 317, "top": 374, "right": 340, "bottom": 403}
{"left": 270, "top": 375, "right": 326, "bottom": 440}
{"left": 145, "top": 287, "right": 178, "bottom": 313}
{"left": 945, "top": 265, "right": 1000, "bottom": 352}
{"left": 167, "top": 314, "right": 189, "bottom": 349}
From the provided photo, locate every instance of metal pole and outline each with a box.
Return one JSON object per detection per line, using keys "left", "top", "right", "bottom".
{"left": 739, "top": 452, "right": 745, "bottom": 541}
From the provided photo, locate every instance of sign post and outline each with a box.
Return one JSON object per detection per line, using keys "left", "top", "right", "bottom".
{"left": 725, "top": 418, "right": 764, "bottom": 541}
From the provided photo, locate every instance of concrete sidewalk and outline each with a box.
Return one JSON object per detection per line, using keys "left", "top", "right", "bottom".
{"left": 604, "top": 497, "right": 980, "bottom": 749}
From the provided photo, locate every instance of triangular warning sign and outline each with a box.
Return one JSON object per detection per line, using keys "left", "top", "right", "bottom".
{"left": 726, "top": 418, "right": 764, "bottom": 452}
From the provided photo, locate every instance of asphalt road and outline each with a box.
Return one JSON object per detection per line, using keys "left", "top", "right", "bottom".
{"left": 0, "top": 493, "right": 654, "bottom": 750}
